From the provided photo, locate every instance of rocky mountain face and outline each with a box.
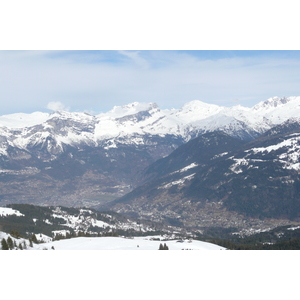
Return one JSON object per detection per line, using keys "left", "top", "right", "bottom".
{"left": 0, "top": 133, "right": 183, "bottom": 207}
{"left": 1, "top": 96, "right": 300, "bottom": 208}
{"left": 99, "top": 118, "right": 300, "bottom": 233}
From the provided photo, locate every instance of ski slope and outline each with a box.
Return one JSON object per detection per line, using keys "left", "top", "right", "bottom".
{"left": 32, "top": 236, "right": 226, "bottom": 250}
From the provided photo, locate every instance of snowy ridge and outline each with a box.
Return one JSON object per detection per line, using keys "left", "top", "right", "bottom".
{"left": 100, "top": 102, "right": 159, "bottom": 118}
{"left": 0, "top": 111, "right": 50, "bottom": 128}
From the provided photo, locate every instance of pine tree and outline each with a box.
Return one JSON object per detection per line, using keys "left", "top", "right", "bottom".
{"left": 163, "top": 243, "right": 169, "bottom": 250}
{"left": 29, "top": 238, "right": 33, "bottom": 247}
{"left": 7, "top": 236, "right": 14, "bottom": 250}
{"left": 31, "top": 234, "right": 38, "bottom": 244}
{"left": 10, "top": 230, "right": 21, "bottom": 239}
{"left": 159, "top": 243, "right": 164, "bottom": 250}
{"left": 1, "top": 238, "right": 9, "bottom": 250}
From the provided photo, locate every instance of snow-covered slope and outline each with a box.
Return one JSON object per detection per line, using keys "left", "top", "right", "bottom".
{"left": 0, "top": 207, "right": 24, "bottom": 217}
{"left": 0, "top": 231, "right": 225, "bottom": 250}
{"left": 0, "top": 204, "right": 164, "bottom": 237}
{"left": 1, "top": 96, "right": 300, "bottom": 152}
{"left": 33, "top": 236, "right": 226, "bottom": 250}
{"left": 0, "top": 112, "right": 50, "bottom": 128}
{"left": 233, "top": 133, "right": 300, "bottom": 172}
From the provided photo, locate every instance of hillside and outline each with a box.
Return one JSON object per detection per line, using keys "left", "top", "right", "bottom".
{"left": 100, "top": 119, "right": 300, "bottom": 232}
{"left": 2, "top": 202, "right": 300, "bottom": 249}
{"left": 0, "top": 203, "right": 183, "bottom": 239}
{"left": 0, "top": 203, "right": 225, "bottom": 250}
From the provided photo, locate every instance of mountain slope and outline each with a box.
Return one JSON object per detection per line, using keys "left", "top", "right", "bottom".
{"left": 135, "top": 131, "right": 247, "bottom": 185}
{"left": 0, "top": 203, "right": 176, "bottom": 238}
{"left": 100, "top": 119, "right": 300, "bottom": 230}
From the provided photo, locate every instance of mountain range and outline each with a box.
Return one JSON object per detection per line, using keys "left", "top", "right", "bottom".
{"left": 1, "top": 95, "right": 300, "bottom": 227}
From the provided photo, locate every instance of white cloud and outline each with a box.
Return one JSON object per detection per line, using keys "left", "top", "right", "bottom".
{"left": 118, "top": 50, "right": 150, "bottom": 69}
{"left": 47, "top": 101, "right": 69, "bottom": 112}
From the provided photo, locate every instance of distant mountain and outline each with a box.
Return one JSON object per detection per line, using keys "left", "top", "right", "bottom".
{"left": 100, "top": 118, "right": 300, "bottom": 231}
{"left": 1, "top": 96, "right": 300, "bottom": 207}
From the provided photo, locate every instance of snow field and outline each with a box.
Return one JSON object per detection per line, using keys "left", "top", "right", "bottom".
{"left": 0, "top": 207, "right": 24, "bottom": 217}
{"left": 32, "top": 236, "right": 226, "bottom": 250}
{"left": 1, "top": 229, "right": 225, "bottom": 250}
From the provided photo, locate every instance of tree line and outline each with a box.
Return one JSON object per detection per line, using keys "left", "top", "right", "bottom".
{"left": 1, "top": 233, "right": 41, "bottom": 250}
{"left": 1, "top": 236, "right": 28, "bottom": 250}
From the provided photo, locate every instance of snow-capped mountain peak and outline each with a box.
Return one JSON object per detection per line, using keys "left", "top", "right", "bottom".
{"left": 1, "top": 96, "right": 300, "bottom": 158}
{"left": 251, "top": 96, "right": 300, "bottom": 125}
{"left": 0, "top": 111, "right": 50, "bottom": 129}
{"left": 174, "top": 100, "right": 223, "bottom": 122}
{"left": 102, "top": 102, "right": 159, "bottom": 119}
{"left": 252, "top": 96, "right": 295, "bottom": 111}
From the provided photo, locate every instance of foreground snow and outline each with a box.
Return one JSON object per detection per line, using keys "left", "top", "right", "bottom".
{"left": 32, "top": 236, "right": 226, "bottom": 250}
{"left": 0, "top": 207, "right": 24, "bottom": 217}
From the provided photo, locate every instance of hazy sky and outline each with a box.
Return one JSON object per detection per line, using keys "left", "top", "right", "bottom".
{"left": 1, "top": 50, "right": 300, "bottom": 115}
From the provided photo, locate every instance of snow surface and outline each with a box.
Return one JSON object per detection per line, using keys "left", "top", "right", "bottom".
{"left": 159, "top": 173, "right": 196, "bottom": 189}
{"left": 230, "top": 158, "right": 249, "bottom": 174}
{"left": 100, "top": 102, "right": 158, "bottom": 119}
{"left": 35, "top": 233, "right": 52, "bottom": 243}
{"left": 170, "top": 162, "right": 199, "bottom": 174}
{"left": 288, "top": 225, "right": 300, "bottom": 231}
{"left": 0, "top": 207, "right": 24, "bottom": 217}
{"left": 0, "top": 231, "right": 225, "bottom": 250}
{"left": 32, "top": 236, "right": 226, "bottom": 250}
{"left": 0, "top": 112, "right": 49, "bottom": 128}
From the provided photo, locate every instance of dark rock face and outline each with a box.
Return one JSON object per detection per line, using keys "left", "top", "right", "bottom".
{"left": 0, "top": 129, "right": 185, "bottom": 207}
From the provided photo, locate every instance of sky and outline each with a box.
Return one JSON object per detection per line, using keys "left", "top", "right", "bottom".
{"left": 1, "top": 50, "right": 300, "bottom": 115}
{"left": 1, "top": 1, "right": 300, "bottom": 116}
